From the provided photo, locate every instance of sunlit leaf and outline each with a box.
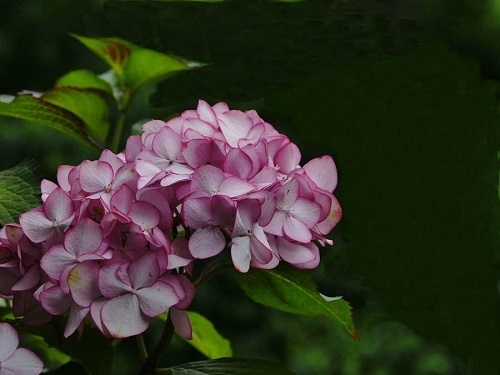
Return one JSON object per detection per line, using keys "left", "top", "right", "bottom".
{"left": 0, "top": 95, "right": 98, "bottom": 148}
{"left": 72, "top": 34, "right": 132, "bottom": 81}
{"left": 235, "top": 268, "right": 358, "bottom": 340}
{"left": 0, "top": 164, "right": 39, "bottom": 225}
{"left": 185, "top": 311, "right": 232, "bottom": 359}
{"left": 123, "top": 48, "right": 191, "bottom": 93}
{"left": 56, "top": 69, "right": 113, "bottom": 95}
{"left": 161, "top": 358, "right": 296, "bottom": 374}
{"left": 42, "top": 87, "right": 110, "bottom": 143}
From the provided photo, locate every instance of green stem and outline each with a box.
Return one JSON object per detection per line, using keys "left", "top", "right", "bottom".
{"left": 137, "top": 334, "right": 148, "bottom": 363}
{"left": 110, "top": 109, "right": 127, "bottom": 153}
{"left": 139, "top": 314, "right": 175, "bottom": 375}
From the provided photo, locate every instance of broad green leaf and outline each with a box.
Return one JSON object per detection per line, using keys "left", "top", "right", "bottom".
{"left": 0, "top": 164, "right": 39, "bottom": 224}
{"left": 185, "top": 311, "right": 232, "bottom": 359}
{"left": 235, "top": 268, "right": 358, "bottom": 340}
{"left": 42, "top": 87, "right": 110, "bottom": 143}
{"left": 56, "top": 69, "right": 112, "bottom": 94}
{"left": 160, "top": 358, "right": 296, "bottom": 375}
{"left": 72, "top": 35, "right": 132, "bottom": 81}
{"left": 0, "top": 95, "right": 97, "bottom": 148}
{"left": 123, "top": 48, "right": 191, "bottom": 93}
{"left": 19, "top": 334, "right": 71, "bottom": 372}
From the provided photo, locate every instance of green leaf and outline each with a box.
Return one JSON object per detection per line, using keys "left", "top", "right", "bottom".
{"left": 0, "top": 95, "right": 98, "bottom": 148}
{"left": 72, "top": 35, "right": 132, "bottom": 81}
{"left": 56, "top": 69, "right": 113, "bottom": 94}
{"left": 122, "top": 48, "right": 191, "bottom": 93}
{"left": 185, "top": 311, "right": 232, "bottom": 359}
{"left": 160, "top": 358, "right": 296, "bottom": 375}
{"left": 19, "top": 334, "right": 71, "bottom": 372}
{"left": 235, "top": 268, "right": 358, "bottom": 340}
{"left": 42, "top": 87, "right": 110, "bottom": 143}
{"left": 0, "top": 164, "right": 39, "bottom": 225}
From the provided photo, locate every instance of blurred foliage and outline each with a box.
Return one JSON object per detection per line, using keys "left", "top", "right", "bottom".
{"left": 1, "top": 0, "right": 499, "bottom": 374}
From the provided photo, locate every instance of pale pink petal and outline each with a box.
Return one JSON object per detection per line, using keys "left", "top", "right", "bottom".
{"left": 99, "top": 263, "right": 131, "bottom": 298}
{"left": 19, "top": 209, "right": 54, "bottom": 243}
{"left": 233, "top": 200, "right": 260, "bottom": 237}
{"left": 56, "top": 165, "right": 74, "bottom": 192}
{"left": 113, "top": 164, "right": 138, "bottom": 188}
{"left": 102, "top": 294, "right": 149, "bottom": 338}
{"left": 128, "top": 202, "right": 160, "bottom": 231}
{"left": 293, "top": 242, "right": 320, "bottom": 269}
{"left": 316, "top": 195, "right": 342, "bottom": 235}
{"left": 170, "top": 307, "right": 192, "bottom": 340}
{"left": 64, "top": 219, "right": 103, "bottom": 257}
{"left": 276, "top": 179, "right": 299, "bottom": 209}
{"left": 98, "top": 149, "right": 124, "bottom": 172}
{"left": 218, "top": 177, "right": 255, "bottom": 198}
{"left": 303, "top": 155, "right": 338, "bottom": 192}
{"left": 218, "top": 110, "right": 253, "bottom": 147}
{"left": 223, "top": 149, "right": 253, "bottom": 179}
{"left": 129, "top": 253, "right": 160, "bottom": 290}
{"left": 182, "top": 197, "right": 212, "bottom": 228}
{"left": 249, "top": 167, "right": 278, "bottom": 189}
{"left": 188, "top": 227, "right": 225, "bottom": 259}
{"left": 276, "top": 238, "right": 316, "bottom": 264}
{"left": 125, "top": 135, "right": 143, "bottom": 163}
{"left": 39, "top": 284, "right": 71, "bottom": 315}
{"left": 197, "top": 99, "right": 217, "bottom": 124}
{"left": 153, "top": 127, "right": 182, "bottom": 161}
{"left": 41, "top": 179, "right": 58, "bottom": 200}
{"left": 231, "top": 236, "right": 251, "bottom": 273}
{"left": 250, "top": 237, "right": 273, "bottom": 265}
{"left": 138, "top": 189, "right": 173, "bottom": 230}
{"left": 190, "top": 165, "right": 225, "bottom": 196}
{"left": 90, "top": 298, "right": 110, "bottom": 336}
{"left": 263, "top": 211, "right": 286, "bottom": 236}
{"left": 136, "top": 280, "right": 178, "bottom": 317}
{"left": 40, "top": 245, "right": 76, "bottom": 281}
{"left": 0, "top": 323, "right": 19, "bottom": 361}
{"left": 79, "top": 160, "right": 114, "bottom": 193}
{"left": 284, "top": 216, "right": 312, "bottom": 243}
{"left": 68, "top": 262, "right": 101, "bottom": 307}
{"left": 1, "top": 348, "right": 44, "bottom": 375}
{"left": 182, "top": 139, "right": 214, "bottom": 168}
{"left": 64, "top": 303, "right": 90, "bottom": 338}
{"left": 43, "top": 188, "right": 74, "bottom": 222}
{"left": 291, "top": 199, "right": 321, "bottom": 228}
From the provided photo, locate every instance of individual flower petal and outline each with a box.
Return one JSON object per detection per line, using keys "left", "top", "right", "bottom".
{"left": 1, "top": 347, "right": 44, "bottom": 375}
{"left": 101, "top": 294, "right": 149, "bottom": 338}
{"left": 231, "top": 236, "right": 251, "bottom": 273}
{"left": 188, "top": 227, "right": 226, "bottom": 259}
{"left": 136, "top": 280, "right": 178, "bottom": 317}
{"left": 0, "top": 323, "right": 19, "bottom": 361}
{"left": 170, "top": 307, "right": 192, "bottom": 340}
{"left": 303, "top": 155, "right": 338, "bottom": 192}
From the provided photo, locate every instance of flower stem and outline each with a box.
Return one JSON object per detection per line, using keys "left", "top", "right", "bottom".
{"left": 137, "top": 334, "right": 148, "bottom": 363}
{"left": 139, "top": 314, "right": 175, "bottom": 375}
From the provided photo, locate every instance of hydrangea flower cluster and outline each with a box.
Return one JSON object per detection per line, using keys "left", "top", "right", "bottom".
{"left": 0, "top": 101, "right": 341, "bottom": 341}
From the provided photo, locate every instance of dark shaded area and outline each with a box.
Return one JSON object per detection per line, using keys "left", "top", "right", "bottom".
{"left": 1, "top": 1, "right": 499, "bottom": 374}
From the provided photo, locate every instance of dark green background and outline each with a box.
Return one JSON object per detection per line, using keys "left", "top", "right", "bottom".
{"left": 1, "top": 1, "right": 499, "bottom": 374}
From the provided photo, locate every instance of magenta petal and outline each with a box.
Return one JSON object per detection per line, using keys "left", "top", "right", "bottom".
{"left": 170, "top": 307, "right": 192, "bottom": 340}
{"left": 68, "top": 262, "right": 101, "bottom": 307}
{"left": 275, "top": 142, "right": 301, "bottom": 174}
{"left": 102, "top": 294, "right": 149, "bottom": 338}
{"left": 284, "top": 216, "right": 312, "bottom": 243}
{"left": 64, "top": 219, "right": 103, "bottom": 257}
{"left": 231, "top": 236, "right": 251, "bottom": 273}
{"left": 1, "top": 348, "right": 44, "bottom": 375}
{"left": 188, "top": 227, "right": 225, "bottom": 259}
{"left": 129, "top": 253, "right": 160, "bottom": 290}
{"left": 19, "top": 209, "right": 54, "bottom": 243}
{"left": 0, "top": 323, "right": 19, "bottom": 361}
{"left": 223, "top": 148, "right": 253, "bottom": 179}
{"left": 136, "top": 280, "right": 178, "bottom": 317}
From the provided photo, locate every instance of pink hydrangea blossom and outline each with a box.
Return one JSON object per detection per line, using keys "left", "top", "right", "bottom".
{"left": 1, "top": 100, "right": 341, "bottom": 340}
